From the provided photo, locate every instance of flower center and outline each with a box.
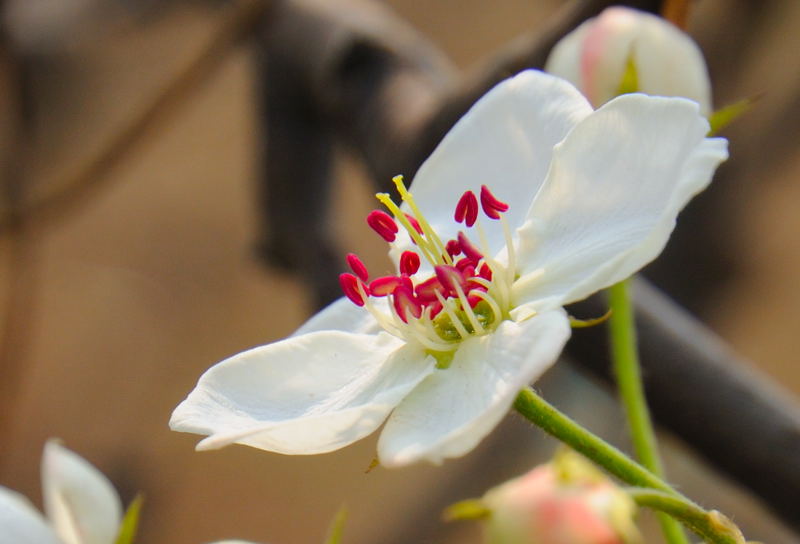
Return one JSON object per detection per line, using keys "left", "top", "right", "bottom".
{"left": 340, "top": 176, "right": 518, "bottom": 367}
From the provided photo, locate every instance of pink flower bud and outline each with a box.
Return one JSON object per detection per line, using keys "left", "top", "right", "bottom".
{"left": 480, "top": 451, "right": 640, "bottom": 544}
{"left": 545, "top": 7, "right": 711, "bottom": 115}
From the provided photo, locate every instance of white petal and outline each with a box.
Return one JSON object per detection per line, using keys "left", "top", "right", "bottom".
{"left": 377, "top": 310, "right": 570, "bottom": 467}
{"left": 633, "top": 11, "right": 712, "bottom": 115}
{"left": 0, "top": 487, "right": 61, "bottom": 544}
{"left": 392, "top": 70, "right": 592, "bottom": 262}
{"left": 293, "top": 297, "right": 381, "bottom": 336}
{"left": 42, "top": 440, "right": 123, "bottom": 544}
{"left": 512, "top": 94, "right": 726, "bottom": 311}
{"left": 170, "top": 331, "right": 435, "bottom": 454}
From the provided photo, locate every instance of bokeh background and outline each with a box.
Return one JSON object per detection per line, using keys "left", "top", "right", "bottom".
{"left": 1, "top": 0, "right": 799, "bottom": 542}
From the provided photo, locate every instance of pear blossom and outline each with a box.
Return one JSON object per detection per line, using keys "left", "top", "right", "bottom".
{"left": 170, "top": 70, "right": 727, "bottom": 467}
{"left": 0, "top": 440, "right": 123, "bottom": 544}
{"left": 546, "top": 7, "right": 712, "bottom": 114}
{"left": 478, "top": 450, "right": 640, "bottom": 544}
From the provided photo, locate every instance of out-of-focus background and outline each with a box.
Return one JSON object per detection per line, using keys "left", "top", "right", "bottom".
{"left": 0, "top": 0, "right": 799, "bottom": 542}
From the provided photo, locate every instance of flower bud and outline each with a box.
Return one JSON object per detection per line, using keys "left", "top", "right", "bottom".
{"left": 545, "top": 7, "right": 711, "bottom": 115}
{"left": 480, "top": 450, "right": 640, "bottom": 544}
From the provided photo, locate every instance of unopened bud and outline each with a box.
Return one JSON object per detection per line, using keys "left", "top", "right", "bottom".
{"left": 479, "top": 450, "right": 640, "bottom": 544}
{"left": 545, "top": 7, "right": 711, "bottom": 115}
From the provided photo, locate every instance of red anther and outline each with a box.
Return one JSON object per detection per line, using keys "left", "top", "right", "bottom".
{"left": 369, "top": 275, "right": 403, "bottom": 297}
{"left": 446, "top": 239, "right": 462, "bottom": 257}
{"left": 454, "top": 190, "right": 479, "bottom": 227}
{"left": 393, "top": 285, "right": 422, "bottom": 322}
{"left": 415, "top": 276, "right": 445, "bottom": 304}
{"left": 461, "top": 264, "right": 476, "bottom": 280}
{"left": 400, "top": 251, "right": 421, "bottom": 275}
{"left": 340, "top": 273, "right": 367, "bottom": 306}
{"left": 478, "top": 262, "right": 493, "bottom": 281}
{"left": 427, "top": 300, "right": 443, "bottom": 319}
{"left": 455, "top": 257, "right": 473, "bottom": 272}
{"left": 346, "top": 253, "right": 369, "bottom": 282}
{"left": 480, "top": 185, "right": 509, "bottom": 219}
{"left": 367, "top": 210, "right": 399, "bottom": 242}
{"left": 467, "top": 292, "right": 483, "bottom": 308}
{"left": 405, "top": 213, "right": 424, "bottom": 235}
{"left": 401, "top": 274, "right": 413, "bottom": 291}
{"left": 457, "top": 231, "right": 484, "bottom": 262}
{"left": 435, "top": 265, "right": 466, "bottom": 297}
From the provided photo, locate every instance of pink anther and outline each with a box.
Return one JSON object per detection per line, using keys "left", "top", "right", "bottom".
{"left": 400, "top": 251, "right": 421, "bottom": 275}
{"left": 340, "top": 273, "right": 367, "bottom": 306}
{"left": 446, "top": 239, "right": 462, "bottom": 257}
{"left": 392, "top": 285, "right": 422, "bottom": 322}
{"left": 435, "top": 265, "right": 466, "bottom": 297}
{"left": 367, "top": 210, "right": 399, "bottom": 242}
{"left": 480, "top": 185, "right": 509, "bottom": 219}
{"left": 346, "top": 253, "right": 369, "bottom": 282}
{"left": 454, "top": 190, "right": 479, "bottom": 227}
{"left": 415, "top": 276, "right": 445, "bottom": 304}
{"left": 405, "top": 213, "right": 424, "bottom": 235}
{"left": 478, "top": 262, "right": 493, "bottom": 280}
{"left": 457, "top": 231, "right": 484, "bottom": 263}
{"left": 369, "top": 275, "right": 403, "bottom": 297}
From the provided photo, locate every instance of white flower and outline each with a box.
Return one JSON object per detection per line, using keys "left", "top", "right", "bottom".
{"left": 170, "top": 70, "right": 727, "bottom": 467}
{"left": 546, "top": 7, "right": 712, "bottom": 115}
{"left": 0, "top": 440, "right": 123, "bottom": 544}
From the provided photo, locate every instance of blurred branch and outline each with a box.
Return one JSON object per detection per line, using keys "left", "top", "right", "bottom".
{"left": 258, "top": 0, "right": 800, "bottom": 533}
{"left": 0, "top": 0, "right": 273, "bottom": 233}
{"left": 0, "top": 32, "right": 39, "bottom": 470}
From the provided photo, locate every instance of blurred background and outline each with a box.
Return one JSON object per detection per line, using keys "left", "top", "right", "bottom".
{"left": 0, "top": 0, "right": 799, "bottom": 542}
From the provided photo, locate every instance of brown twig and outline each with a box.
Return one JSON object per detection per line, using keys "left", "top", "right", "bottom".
{"left": 661, "top": 0, "right": 691, "bottom": 29}
{"left": 0, "top": 0, "right": 273, "bottom": 234}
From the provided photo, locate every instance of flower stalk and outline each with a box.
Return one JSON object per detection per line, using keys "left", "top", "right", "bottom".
{"left": 626, "top": 488, "right": 746, "bottom": 544}
{"left": 608, "top": 279, "right": 688, "bottom": 544}
{"left": 513, "top": 388, "right": 746, "bottom": 544}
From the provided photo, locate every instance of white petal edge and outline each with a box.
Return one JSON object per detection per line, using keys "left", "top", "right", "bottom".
{"left": 377, "top": 309, "right": 571, "bottom": 467}
{"left": 391, "top": 70, "right": 593, "bottom": 265}
{"left": 170, "top": 331, "right": 435, "bottom": 455}
{"left": 42, "top": 440, "right": 123, "bottom": 544}
{"left": 512, "top": 94, "right": 726, "bottom": 312}
{"left": 293, "top": 296, "right": 381, "bottom": 337}
{"left": 0, "top": 487, "right": 61, "bottom": 544}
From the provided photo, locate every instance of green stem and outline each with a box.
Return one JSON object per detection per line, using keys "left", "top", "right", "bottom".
{"left": 513, "top": 388, "right": 746, "bottom": 544}
{"left": 608, "top": 279, "right": 688, "bottom": 544}
{"left": 514, "top": 388, "right": 677, "bottom": 493}
{"left": 627, "top": 488, "right": 745, "bottom": 544}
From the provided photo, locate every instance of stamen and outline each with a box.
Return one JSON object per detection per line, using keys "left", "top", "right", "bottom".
{"left": 370, "top": 276, "right": 403, "bottom": 297}
{"left": 346, "top": 253, "right": 369, "bottom": 282}
{"left": 375, "top": 192, "right": 437, "bottom": 265}
{"left": 500, "top": 215, "right": 516, "bottom": 285}
{"left": 392, "top": 285, "right": 422, "bottom": 323}
{"left": 340, "top": 273, "right": 367, "bottom": 306}
{"left": 434, "top": 265, "right": 466, "bottom": 298}
{"left": 450, "top": 280, "right": 485, "bottom": 335}
{"left": 468, "top": 288, "right": 502, "bottom": 324}
{"left": 404, "top": 214, "right": 423, "bottom": 235}
{"left": 415, "top": 276, "right": 445, "bottom": 304}
{"left": 457, "top": 231, "right": 483, "bottom": 263}
{"left": 454, "top": 190, "right": 479, "bottom": 227}
{"left": 480, "top": 185, "right": 509, "bottom": 219}
{"left": 400, "top": 251, "right": 421, "bottom": 275}
{"left": 392, "top": 176, "right": 450, "bottom": 264}
{"left": 367, "top": 210, "right": 399, "bottom": 242}
{"left": 446, "top": 239, "right": 462, "bottom": 257}
{"left": 433, "top": 290, "right": 470, "bottom": 339}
